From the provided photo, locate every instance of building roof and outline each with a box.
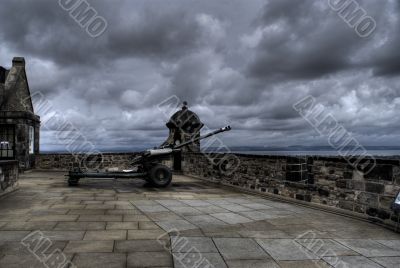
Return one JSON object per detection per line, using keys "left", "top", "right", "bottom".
{"left": 166, "top": 107, "right": 203, "bottom": 132}
{"left": 0, "top": 57, "right": 34, "bottom": 113}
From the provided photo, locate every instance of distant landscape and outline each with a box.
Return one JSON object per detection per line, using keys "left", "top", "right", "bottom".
{"left": 41, "top": 146, "right": 400, "bottom": 157}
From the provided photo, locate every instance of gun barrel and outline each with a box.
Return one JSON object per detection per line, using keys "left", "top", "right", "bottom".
{"left": 173, "top": 126, "right": 231, "bottom": 150}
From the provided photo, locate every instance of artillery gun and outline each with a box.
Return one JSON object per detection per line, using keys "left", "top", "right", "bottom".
{"left": 67, "top": 126, "right": 231, "bottom": 187}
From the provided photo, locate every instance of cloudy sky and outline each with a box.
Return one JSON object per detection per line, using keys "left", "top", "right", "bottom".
{"left": 1, "top": 0, "right": 399, "bottom": 151}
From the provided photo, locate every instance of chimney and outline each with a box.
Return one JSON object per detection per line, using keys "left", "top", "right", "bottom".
{"left": 12, "top": 57, "right": 25, "bottom": 67}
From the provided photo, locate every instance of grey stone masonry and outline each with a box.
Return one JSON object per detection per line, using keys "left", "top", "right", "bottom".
{"left": 35, "top": 152, "right": 173, "bottom": 171}
{"left": 182, "top": 153, "right": 400, "bottom": 231}
{"left": 0, "top": 160, "right": 18, "bottom": 197}
{"left": 0, "top": 57, "right": 40, "bottom": 169}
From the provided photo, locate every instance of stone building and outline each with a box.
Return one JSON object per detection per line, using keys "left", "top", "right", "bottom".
{"left": 0, "top": 57, "right": 40, "bottom": 169}
{"left": 161, "top": 102, "right": 204, "bottom": 170}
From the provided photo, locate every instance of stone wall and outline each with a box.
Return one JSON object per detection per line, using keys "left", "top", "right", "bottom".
{"left": 0, "top": 160, "right": 18, "bottom": 197}
{"left": 182, "top": 153, "right": 400, "bottom": 229}
{"left": 35, "top": 153, "right": 172, "bottom": 171}
{"left": 36, "top": 153, "right": 141, "bottom": 171}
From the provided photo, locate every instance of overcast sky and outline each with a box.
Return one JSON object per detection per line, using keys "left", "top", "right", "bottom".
{"left": 1, "top": 0, "right": 399, "bottom": 151}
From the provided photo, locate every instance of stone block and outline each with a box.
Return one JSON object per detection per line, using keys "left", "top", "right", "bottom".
{"left": 364, "top": 165, "right": 393, "bottom": 182}
{"left": 365, "top": 182, "right": 385, "bottom": 194}
{"left": 127, "top": 251, "right": 172, "bottom": 267}
{"left": 54, "top": 222, "right": 106, "bottom": 231}
{"left": 73, "top": 253, "right": 126, "bottom": 268}
{"left": 335, "top": 239, "right": 400, "bottom": 257}
{"left": 338, "top": 200, "right": 353, "bottom": 211}
{"left": 256, "top": 239, "right": 319, "bottom": 260}
{"left": 106, "top": 222, "right": 138, "bottom": 230}
{"left": 115, "top": 240, "right": 169, "bottom": 252}
{"left": 83, "top": 230, "right": 126, "bottom": 240}
{"left": 173, "top": 252, "right": 226, "bottom": 268}
{"left": 379, "top": 195, "right": 395, "bottom": 209}
{"left": 357, "top": 192, "right": 379, "bottom": 206}
{"left": 336, "top": 179, "right": 348, "bottom": 188}
{"left": 384, "top": 184, "right": 400, "bottom": 196}
{"left": 171, "top": 236, "right": 218, "bottom": 253}
{"left": 214, "top": 238, "right": 270, "bottom": 260}
{"left": 64, "top": 240, "right": 114, "bottom": 253}
{"left": 127, "top": 229, "right": 167, "bottom": 240}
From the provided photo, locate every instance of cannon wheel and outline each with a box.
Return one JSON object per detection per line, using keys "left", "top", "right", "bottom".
{"left": 148, "top": 164, "right": 172, "bottom": 187}
{"left": 68, "top": 177, "right": 80, "bottom": 186}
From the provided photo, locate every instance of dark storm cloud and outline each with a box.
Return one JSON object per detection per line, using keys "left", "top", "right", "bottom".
{"left": 0, "top": 0, "right": 399, "bottom": 151}
{"left": 245, "top": 0, "right": 396, "bottom": 80}
{"left": 0, "top": 0, "right": 213, "bottom": 67}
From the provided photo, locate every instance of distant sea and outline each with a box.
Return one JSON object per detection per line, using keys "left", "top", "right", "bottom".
{"left": 41, "top": 147, "right": 400, "bottom": 158}
{"left": 231, "top": 150, "right": 400, "bottom": 157}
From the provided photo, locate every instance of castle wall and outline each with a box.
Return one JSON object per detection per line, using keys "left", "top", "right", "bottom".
{"left": 181, "top": 153, "right": 400, "bottom": 229}
{"left": 0, "top": 160, "right": 19, "bottom": 197}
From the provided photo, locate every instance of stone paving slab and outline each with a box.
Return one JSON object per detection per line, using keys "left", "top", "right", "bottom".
{"left": 376, "top": 239, "right": 400, "bottom": 250}
{"left": 123, "top": 214, "right": 151, "bottom": 222}
{"left": 55, "top": 221, "right": 106, "bottom": 230}
{"left": 157, "top": 219, "right": 198, "bottom": 231}
{"left": 296, "top": 238, "right": 359, "bottom": 257}
{"left": 172, "top": 236, "right": 218, "bottom": 253}
{"left": 323, "top": 255, "right": 383, "bottom": 268}
{"left": 168, "top": 206, "right": 204, "bottom": 216}
{"left": 106, "top": 222, "right": 138, "bottom": 230}
{"left": 256, "top": 239, "right": 319, "bottom": 261}
{"left": 115, "top": 239, "right": 169, "bottom": 252}
{"left": 29, "top": 215, "right": 78, "bottom": 222}
{"left": 226, "top": 259, "right": 280, "bottom": 268}
{"left": 335, "top": 239, "right": 400, "bottom": 257}
{"left": 73, "top": 253, "right": 126, "bottom": 268}
{"left": 173, "top": 252, "right": 227, "bottom": 268}
{"left": 0, "top": 254, "right": 74, "bottom": 268}
{"left": 135, "top": 205, "right": 169, "bottom": 213}
{"left": 238, "top": 230, "right": 291, "bottom": 239}
{"left": 277, "top": 260, "right": 332, "bottom": 268}
{"left": 214, "top": 238, "right": 271, "bottom": 260}
{"left": 106, "top": 209, "right": 141, "bottom": 215}
{"left": 84, "top": 230, "right": 127, "bottom": 240}
{"left": 40, "top": 230, "right": 85, "bottom": 241}
{"left": 185, "top": 214, "right": 227, "bottom": 227}
{"left": 127, "top": 251, "right": 172, "bottom": 267}
{"left": 0, "top": 231, "right": 30, "bottom": 241}
{"left": 181, "top": 200, "right": 212, "bottom": 207}
{"left": 1, "top": 221, "right": 58, "bottom": 231}
{"left": 371, "top": 256, "right": 400, "bottom": 268}
{"left": 211, "top": 212, "right": 253, "bottom": 224}
{"left": 0, "top": 240, "right": 67, "bottom": 255}
{"left": 127, "top": 229, "right": 167, "bottom": 240}
{"left": 78, "top": 214, "right": 123, "bottom": 222}
{"left": 64, "top": 240, "right": 114, "bottom": 253}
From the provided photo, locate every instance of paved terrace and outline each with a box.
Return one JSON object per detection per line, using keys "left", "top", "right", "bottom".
{"left": 0, "top": 171, "right": 400, "bottom": 268}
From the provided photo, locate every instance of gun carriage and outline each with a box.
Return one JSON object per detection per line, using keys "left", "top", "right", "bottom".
{"left": 67, "top": 126, "right": 231, "bottom": 187}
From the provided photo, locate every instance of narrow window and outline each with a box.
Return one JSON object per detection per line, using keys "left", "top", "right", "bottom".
{"left": 29, "top": 126, "right": 34, "bottom": 154}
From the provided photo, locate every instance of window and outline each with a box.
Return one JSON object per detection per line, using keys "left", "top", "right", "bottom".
{"left": 29, "top": 126, "right": 34, "bottom": 154}
{"left": 0, "top": 125, "right": 15, "bottom": 159}
{"left": 285, "top": 156, "right": 313, "bottom": 184}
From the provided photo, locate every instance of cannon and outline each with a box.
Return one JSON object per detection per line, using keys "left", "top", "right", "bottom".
{"left": 67, "top": 126, "right": 231, "bottom": 187}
